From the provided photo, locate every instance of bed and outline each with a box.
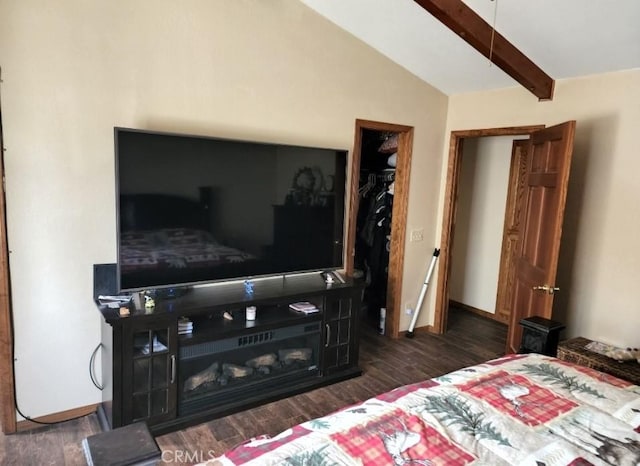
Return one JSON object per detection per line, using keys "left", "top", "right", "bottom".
{"left": 119, "top": 193, "right": 262, "bottom": 288}
{"left": 202, "top": 353, "right": 640, "bottom": 466}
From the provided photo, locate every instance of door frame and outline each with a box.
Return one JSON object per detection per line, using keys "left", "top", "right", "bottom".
{"left": 432, "top": 125, "right": 544, "bottom": 335}
{"left": 0, "top": 78, "right": 17, "bottom": 433}
{"left": 345, "top": 119, "right": 414, "bottom": 339}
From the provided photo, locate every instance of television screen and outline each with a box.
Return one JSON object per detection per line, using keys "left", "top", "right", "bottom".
{"left": 115, "top": 128, "right": 347, "bottom": 291}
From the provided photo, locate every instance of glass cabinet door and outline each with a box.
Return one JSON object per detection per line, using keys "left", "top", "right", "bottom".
{"left": 322, "top": 292, "right": 357, "bottom": 375}
{"left": 124, "top": 321, "right": 177, "bottom": 425}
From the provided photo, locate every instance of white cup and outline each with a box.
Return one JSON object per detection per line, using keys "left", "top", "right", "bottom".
{"left": 246, "top": 306, "right": 256, "bottom": 321}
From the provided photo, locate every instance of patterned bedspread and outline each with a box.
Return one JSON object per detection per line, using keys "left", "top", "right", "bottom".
{"left": 120, "top": 228, "right": 253, "bottom": 272}
{"left": 204, "top": 353, "right": 640, "bottom": 466}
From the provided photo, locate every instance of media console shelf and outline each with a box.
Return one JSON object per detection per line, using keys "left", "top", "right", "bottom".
{"left": 96, "top": 274, "right": 363, "bottom": 435}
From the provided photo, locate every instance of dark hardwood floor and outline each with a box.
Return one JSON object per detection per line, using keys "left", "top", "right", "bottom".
{"left": 0, "top": 307, "right": 506, "bottom": 465}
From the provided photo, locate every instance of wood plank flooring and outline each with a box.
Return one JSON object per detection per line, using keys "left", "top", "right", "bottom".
{"left": 0, "top": 307, "right": 506, "bottom": 465}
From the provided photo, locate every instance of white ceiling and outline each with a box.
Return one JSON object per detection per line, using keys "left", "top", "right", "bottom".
{"left": 299, "top": 0, "right": 640, "bottom": 96}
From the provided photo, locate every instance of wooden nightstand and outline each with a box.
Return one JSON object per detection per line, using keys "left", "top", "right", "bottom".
{"left": 518, "top": 316, "right": 565, "bottom": 356}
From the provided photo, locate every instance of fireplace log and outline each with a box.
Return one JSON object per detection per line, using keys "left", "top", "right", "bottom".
{"left": 278, "top": 348, "right": 312, "bottom": 365}
{"left": 183, "top": 362, "right": 219, "bottom": 392}
{"left": 222, "top": 363, "right": 254, "bottom": 379}
{"left": 245, "top": 353, "right": 277, "bottom": 368}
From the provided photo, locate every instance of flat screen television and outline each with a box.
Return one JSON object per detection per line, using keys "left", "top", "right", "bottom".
{"left": 115, "top": 127, "right": 347, "bottom": 292}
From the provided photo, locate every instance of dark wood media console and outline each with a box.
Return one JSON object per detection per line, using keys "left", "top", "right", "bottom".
{"left": 96, "top": 274, "right": 363, "bottom": 435}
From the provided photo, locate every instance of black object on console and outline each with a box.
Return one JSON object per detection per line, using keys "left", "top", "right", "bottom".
{"left": 93, "top": 263, "right": 118, "bottom": 300}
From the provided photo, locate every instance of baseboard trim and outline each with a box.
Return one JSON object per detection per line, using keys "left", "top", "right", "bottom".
{"left": 450, "top": 300, "right": 508, "bottom": 324}
{"left": 16, "top": 403, "right": 98, "bottom": 432}
{"left": 399, "top": 324, "right": 434, "bottom": 337}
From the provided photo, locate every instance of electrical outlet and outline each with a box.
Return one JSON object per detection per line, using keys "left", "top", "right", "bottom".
{"left": 405, "top": 307, "right": 413, "bottom": 316}
{"left": 410, "top": 228, "right": 424, "bottom": 242}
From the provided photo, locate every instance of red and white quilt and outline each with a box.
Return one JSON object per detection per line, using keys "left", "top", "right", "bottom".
{"left": 203, "top": 353, "right": 640, "bottom": 466}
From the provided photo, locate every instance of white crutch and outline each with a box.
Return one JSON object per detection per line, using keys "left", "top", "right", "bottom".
{"left": 406, "top": 248, "right": 440, "bottom": 338}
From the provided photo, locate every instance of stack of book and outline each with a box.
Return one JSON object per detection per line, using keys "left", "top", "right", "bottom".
{"left": 178, "top": 317, "right": 193, "bottom": 335}
{"left": 289, "top": 301, "right": 320, "bottom": 314}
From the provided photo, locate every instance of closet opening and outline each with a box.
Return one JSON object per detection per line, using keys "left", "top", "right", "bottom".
{"left": 355, "top": 130, "right": 398, "bottom": 332}
{"left": 346, "top": 119, "right": 413, "bottom": 339}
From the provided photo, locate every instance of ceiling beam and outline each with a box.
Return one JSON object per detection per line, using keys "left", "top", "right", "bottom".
{"left": 414, "top": 0, "right": 554, "bottom": 100}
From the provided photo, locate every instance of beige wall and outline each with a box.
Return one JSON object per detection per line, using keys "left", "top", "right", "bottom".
{"left": 450, "top": 136, "right": 514, "bottom": 313}
{"left": 5, "top": 0, "right": 636, "bottom": 421}
{"left": 438, "top": 69, "right": 640, "bottom": 347}
{"left": 0, "top": 0, "right": 448, "bottom": 418}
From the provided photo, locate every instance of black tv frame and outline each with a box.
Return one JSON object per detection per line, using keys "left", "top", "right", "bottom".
{"left": 114, "top": 127, "right": 348, "bottom": 292}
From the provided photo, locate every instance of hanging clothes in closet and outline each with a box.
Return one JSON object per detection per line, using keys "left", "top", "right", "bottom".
{"left": 354, "top": 130, "right": 398, "bottom": 326}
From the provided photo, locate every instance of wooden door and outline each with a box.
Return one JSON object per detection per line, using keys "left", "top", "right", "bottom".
{"left": 506, "top": 121, "right": 576, "bottom": 353}
{"left": 494, "top": 140, "right": 529, "bottom": 324}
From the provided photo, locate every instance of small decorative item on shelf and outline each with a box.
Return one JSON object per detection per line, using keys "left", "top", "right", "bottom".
{"left": 246, "top": 306, "right": 256, "bottom": 321}
{"left": 324, "top": 272, "right": 335, "bottom": 285}
{"left": 144, "top": 294, "right": 155, "bottom": 310}
{"left": 244, "top": 279, "right": 254, "bottom": 296}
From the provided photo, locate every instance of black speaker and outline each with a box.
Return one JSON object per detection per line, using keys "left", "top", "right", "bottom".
{"left": 93, "top": 263, "right": 118, "bottom": 300}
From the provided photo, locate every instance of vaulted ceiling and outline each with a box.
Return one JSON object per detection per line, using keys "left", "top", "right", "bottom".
{"left": 300, "top": 0, "right": 640, "bottom": 99}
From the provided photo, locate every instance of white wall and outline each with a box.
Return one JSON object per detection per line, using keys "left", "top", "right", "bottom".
{"left": 0, "top": 0, "right": 448, "bottom": 418}
{"left": 437, "top": 69, "right": 640, "bottom": 348}
{"left": 449, "top": 136, "right": 514, "bottom": 313}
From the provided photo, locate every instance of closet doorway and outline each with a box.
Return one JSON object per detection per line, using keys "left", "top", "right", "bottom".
{"left": 346, "top": 119, "right": 413, "bottom": 338}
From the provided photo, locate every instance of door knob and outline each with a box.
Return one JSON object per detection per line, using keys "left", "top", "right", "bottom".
{"left": 532, "top": 285, "right": 560, "bottom": 295}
